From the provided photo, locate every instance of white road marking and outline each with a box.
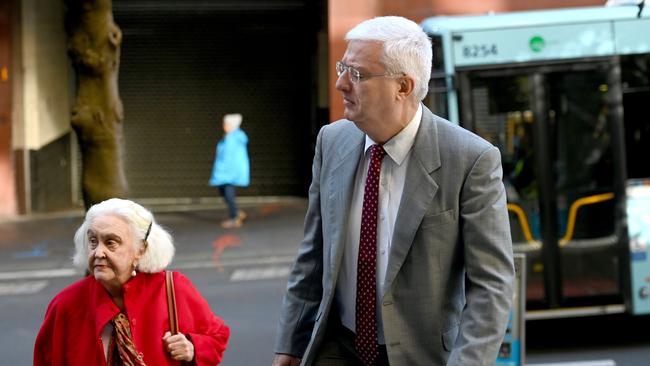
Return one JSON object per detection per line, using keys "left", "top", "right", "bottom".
{"left": 230, "top": 266, "right": 290, "bottom": 282}
{"left": 0, "top": 280, "right": 48, "bottom": 295}
{"left": 0, "top": 268, "right": 78, "bottom": 280}
{"left": 178, "top": 255, "right": 295, "bottom": 270}
{"left": 528, "top": 360, "right": 616, "bottom": 366}
{"left": 0, "top": 255, "right": 296, "bottom": 281}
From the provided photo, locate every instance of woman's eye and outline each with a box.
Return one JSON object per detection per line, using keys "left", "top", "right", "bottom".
{"left": 89, "top": 238, "right": 98, "bottom": 249}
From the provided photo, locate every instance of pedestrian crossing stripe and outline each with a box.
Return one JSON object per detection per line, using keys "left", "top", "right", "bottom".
{"left": 230, "top": 266, "right": 290, "bottom": 282}
{"left": 0, "top": 280, "right": 48, "bottom": 296}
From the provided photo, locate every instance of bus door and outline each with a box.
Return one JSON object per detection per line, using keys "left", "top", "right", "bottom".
{"left": 457, "top": 61, "right": 627, "bottom": 312}
{"left": 621, "top": 54, "right": 650, "bottom": 315}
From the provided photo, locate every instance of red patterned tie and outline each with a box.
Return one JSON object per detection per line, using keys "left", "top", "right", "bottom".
{"left": 355, "top": 144, "right": 386, "bottom": 366}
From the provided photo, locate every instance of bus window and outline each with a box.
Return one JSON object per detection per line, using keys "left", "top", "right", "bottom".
{"left": 546, "top": 69, "right": 619, "bottom": 303}
{"left": 461, "top": 63, "right": 622, "bottom": 308}
{"left": 460, "top": 72, "right": 546, "bottom": 302}
{"left": 465, "top": 75, "right": 539, "bottom": 210}
{"left": 425, "top": 35, "right": 449, "bottom": 119}
{"left": 427, "top": 78, "right": 449, "bottom": 119}
{"left": 622, "top": 54, "right": 650, "bottom": 179}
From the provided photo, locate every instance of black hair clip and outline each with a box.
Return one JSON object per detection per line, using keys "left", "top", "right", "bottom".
{"left": 144, "top": 221, "right": 153, "bottom": 241}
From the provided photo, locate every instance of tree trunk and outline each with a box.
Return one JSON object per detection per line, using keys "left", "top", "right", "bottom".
{"left": 64, "top": 0, "right": 127, "bottom": 209}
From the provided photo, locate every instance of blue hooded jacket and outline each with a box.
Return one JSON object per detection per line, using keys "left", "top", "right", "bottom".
{"left": 209, "top": 128, "right": 250, "bottom": 187}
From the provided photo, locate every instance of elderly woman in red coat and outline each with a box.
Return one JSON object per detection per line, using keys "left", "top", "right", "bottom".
{"left": 34, "top": 198, "right": 230, "bottom": 365}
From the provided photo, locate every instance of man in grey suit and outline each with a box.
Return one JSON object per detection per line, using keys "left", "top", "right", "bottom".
{"left": 273, "top": 16, "right": 514, "bottom": 366}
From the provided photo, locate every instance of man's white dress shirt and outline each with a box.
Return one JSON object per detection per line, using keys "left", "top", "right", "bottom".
{"left": 335, "top": 104, "right": 422, "bottom": 344}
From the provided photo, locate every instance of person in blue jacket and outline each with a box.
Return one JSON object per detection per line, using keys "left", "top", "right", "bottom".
{"left": 209, "top": 113, "right": 250, "bottom": 228}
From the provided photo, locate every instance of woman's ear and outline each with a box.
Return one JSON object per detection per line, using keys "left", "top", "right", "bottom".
{"left": 136, "top": 240, "right": 147, "bottom": 259}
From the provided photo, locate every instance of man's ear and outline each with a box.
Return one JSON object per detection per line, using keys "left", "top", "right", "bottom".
{"left": 396, "top": 76, "right": 415, "bottom": 100}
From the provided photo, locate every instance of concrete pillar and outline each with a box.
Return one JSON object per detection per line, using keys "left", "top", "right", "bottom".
{"left": 12, "top": 0, "right": 72, "bottom": 214}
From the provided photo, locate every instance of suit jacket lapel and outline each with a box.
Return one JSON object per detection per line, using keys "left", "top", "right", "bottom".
{"left": 327, "top": 125, "right": 364, "bottom": 276}
{"left": 383, "top": 107, "right": 441, "bottom": 293}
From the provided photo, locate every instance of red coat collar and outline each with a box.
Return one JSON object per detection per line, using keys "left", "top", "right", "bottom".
{"left": 89, "top": 272, "right": 161, "bottom": 337}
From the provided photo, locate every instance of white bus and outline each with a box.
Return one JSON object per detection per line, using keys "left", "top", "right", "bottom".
{"left": 422, "top": 4, "right": 650, "bottom": 320}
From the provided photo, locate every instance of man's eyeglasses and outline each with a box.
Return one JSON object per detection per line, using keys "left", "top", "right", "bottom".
{"left": 336, "top": 61, "right": 402, "bottom": 84}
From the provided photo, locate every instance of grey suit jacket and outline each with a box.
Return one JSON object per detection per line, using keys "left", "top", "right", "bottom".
{"left": 275, "top": 106, "right": 514, "bottom": 365}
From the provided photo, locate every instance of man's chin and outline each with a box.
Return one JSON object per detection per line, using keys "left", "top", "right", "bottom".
{"left": 342, "top": 109, "right": 357, "bottom": 122}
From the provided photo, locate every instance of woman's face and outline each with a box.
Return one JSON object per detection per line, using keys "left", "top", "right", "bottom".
{"left": 86, "top": 214, "right": 143, "bottom": 293}
{"left": 222, "top": 120, "right": 232, "bottom": 133}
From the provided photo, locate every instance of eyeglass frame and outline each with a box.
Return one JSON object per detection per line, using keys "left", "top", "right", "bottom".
{"left": 335, "top": 60, "right": 404, "bottom": 84}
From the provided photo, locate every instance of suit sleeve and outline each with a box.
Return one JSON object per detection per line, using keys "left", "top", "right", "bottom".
{"left": 174, "top": 272, "right": 230, "bottom": 366}
{"left": 449, "top": 146, "right": 515, "bottom": 365}
{"left": 273, "top": 126, "right": 326, "bottom": 357}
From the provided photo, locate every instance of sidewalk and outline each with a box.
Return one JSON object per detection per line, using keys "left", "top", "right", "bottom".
{"left": 0, "top": 197, "right": 308, "bottom": 276}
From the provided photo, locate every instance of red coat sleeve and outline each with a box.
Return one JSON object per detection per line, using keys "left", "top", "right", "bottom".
{"left": 174, "top": 272, "right": 230, "bottom": 366}
{"left": 34, "top": 299, "right": 56, "bottom": 366}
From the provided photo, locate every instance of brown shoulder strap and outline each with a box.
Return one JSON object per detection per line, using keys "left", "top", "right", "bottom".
{"left": 165, "top": 270, "right": 179, "bottom": 335}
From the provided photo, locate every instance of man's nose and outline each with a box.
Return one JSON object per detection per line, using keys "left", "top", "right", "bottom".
{"left": 335, "top": 71, "right": 350, "bottom": 92}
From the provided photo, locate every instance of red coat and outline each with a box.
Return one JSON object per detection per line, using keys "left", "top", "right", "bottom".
{"left": 34, "top": 271, "right": 229, "bottom": 365}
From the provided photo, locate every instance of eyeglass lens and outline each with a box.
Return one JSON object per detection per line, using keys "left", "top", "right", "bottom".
{"left": 336, "top": 61, "right": 359, "bottom": 83}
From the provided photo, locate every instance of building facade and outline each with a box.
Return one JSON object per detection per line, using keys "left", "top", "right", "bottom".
{"left": 0, "top": 0, "right": 602, "bottom": 217}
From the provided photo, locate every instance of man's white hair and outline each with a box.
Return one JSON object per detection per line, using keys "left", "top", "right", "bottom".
{"left": 346, "top": 16, "right": 432, "bottom": 101}
{"left": 223, "top": 113, "right": 243, "bottom": 130}
{"left": 72, "top": 198, "right": 175, "bottom": 273}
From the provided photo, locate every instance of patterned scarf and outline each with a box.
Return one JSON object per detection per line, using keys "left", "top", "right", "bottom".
{"left": 110, "top": 313, "right": 147, "bottom": 366}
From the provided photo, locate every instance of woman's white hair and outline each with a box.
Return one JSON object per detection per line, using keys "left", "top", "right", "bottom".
{"left": 223, "top": 113, "right": 243, "bottom": 130}
{"left": 346, "top": 16, "right": 432, "bottom": 101}
{"left": 72, "top": 198, "right": 175, "bottom": 273}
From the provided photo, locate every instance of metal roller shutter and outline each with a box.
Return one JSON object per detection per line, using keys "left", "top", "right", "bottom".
{"left": 113, "top": 0, "right": 319, "bottom": 201}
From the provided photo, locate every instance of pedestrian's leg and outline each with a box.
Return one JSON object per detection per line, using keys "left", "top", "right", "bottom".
{"left": 219, "top": 185, "right": 241, "bottom": 228}
{"left": 218, "top": 186, "right": 227, "bottom": 215}
{"left": 223, "top": 184, "right": 238, "bottom": 219}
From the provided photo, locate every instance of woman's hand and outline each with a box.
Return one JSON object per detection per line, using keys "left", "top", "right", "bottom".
{"left": 163, "top": 331, "right": 194, "bottom": 362}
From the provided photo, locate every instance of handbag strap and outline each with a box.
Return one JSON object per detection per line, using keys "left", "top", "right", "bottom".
{"left": 165, "top": 270, "right": 179, "bottom": 335}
